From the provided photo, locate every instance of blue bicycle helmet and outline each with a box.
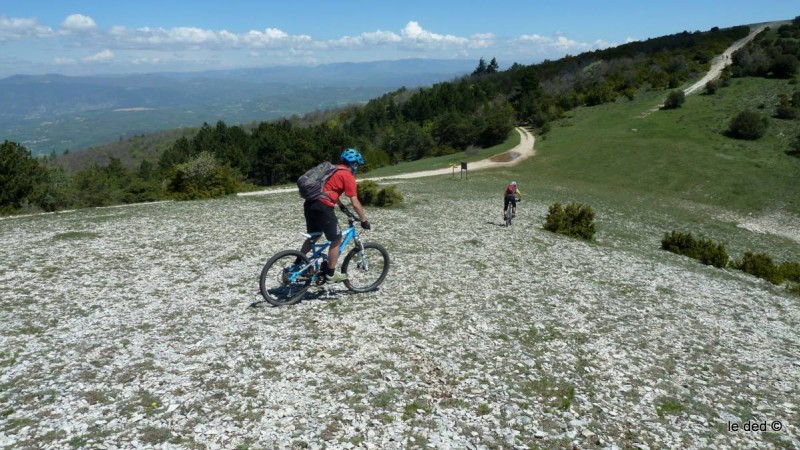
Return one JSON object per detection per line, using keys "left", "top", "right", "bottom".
{"left": 340, "top": 148, "right": 365, "bottom": 172}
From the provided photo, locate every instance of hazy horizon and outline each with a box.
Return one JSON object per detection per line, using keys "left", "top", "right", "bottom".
{"left": 0, "top": 0, "right": 795, "bottom": 78}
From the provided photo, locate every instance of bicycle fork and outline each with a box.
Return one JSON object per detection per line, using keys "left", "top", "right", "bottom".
{"left": 353, "top": 239, "right": 369, "bottom": 271}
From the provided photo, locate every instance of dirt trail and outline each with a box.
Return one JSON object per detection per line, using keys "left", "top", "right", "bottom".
{"left": 367, "top": 126, "right": 535, "bottom": 181}
{"left": 238, "top": 126, "right": 535, "bottom": 196}
{"left": 639, "top": 22, "right": 777, "bottom": 117}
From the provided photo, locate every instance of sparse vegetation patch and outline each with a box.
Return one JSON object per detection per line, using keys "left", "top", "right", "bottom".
{"left": 544, "top": 202, "right": 596, "bottom": 240}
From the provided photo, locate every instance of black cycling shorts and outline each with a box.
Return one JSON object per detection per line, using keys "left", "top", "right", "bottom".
{"left": 304, "top": 200, "right": 341, "bottom": 241}
{"left": 504, "top": 194, "right": 517, "bottom": 210}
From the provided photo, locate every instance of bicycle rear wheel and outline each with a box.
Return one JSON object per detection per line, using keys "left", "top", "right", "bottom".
{"left": 259, "top": 250, "right": 312, "bottom": 306}
{"left": 505, "top": 207, "right": 513, "bottom": 227}
{"left": 341, "top": 242, "right": 390, "bottom": 293}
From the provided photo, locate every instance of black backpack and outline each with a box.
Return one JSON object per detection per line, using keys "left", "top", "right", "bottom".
{"left": 297, "top": 162, "right": 345, "bottom": 201}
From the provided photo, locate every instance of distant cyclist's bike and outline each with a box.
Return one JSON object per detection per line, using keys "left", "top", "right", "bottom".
{"left": 259, "top": 207, "right": 390, "bottom": 306}
{"left": 504, "top": 198, "right": 520, "bottom": 227}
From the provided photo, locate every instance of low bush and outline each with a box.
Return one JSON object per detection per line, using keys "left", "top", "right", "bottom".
{"left": 779, "top": 261, "right": 800, "bottom": 283}
{"left": 775, "top": 104, "right": 799, "bottom": 120}
{"left": 167, "top": 152, "right": 238, "bottom": 200}
{"left": 663, "top": 90, "right": 686, "bottom": 109}
{"left": 789, "top": 134, "right": 800, "bottom": 157}
{"left": 375, "top": 186, "right": 403, "bottom": 207}
{"left": 544, "top": 202, "right": 596, "bottom": 240}
{"left": 726, "top": 111, "right": 768, "bottom": 140}
{"left": 357, "top": 180, "right": 380, "bottom": 206}
{"left": 661, "top": 231, "right": 729, "bottom": 268}
{"left": 704, "top": 80, "right": 719, "bottom": 95}
{"left": 357, "top": 181, "right": 403, "bottom": 207}
{"left": 736, "top": 252, "right": 783, "bottom": 284}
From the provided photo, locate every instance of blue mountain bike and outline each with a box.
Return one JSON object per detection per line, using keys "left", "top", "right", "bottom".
{"left": 259, "top": 207, "right": 390, "bottom": 306}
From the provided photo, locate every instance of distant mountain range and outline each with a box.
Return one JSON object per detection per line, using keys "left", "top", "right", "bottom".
{"left": 0, "top": 59, "right": 475, "bottom": 155}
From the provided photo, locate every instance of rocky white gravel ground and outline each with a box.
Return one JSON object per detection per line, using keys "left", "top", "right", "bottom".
{"left": 1, "top": 179, "right": 799, "bottom": 450}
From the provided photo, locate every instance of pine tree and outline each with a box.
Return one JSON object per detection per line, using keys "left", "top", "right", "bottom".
{"left": 487, "top": 57, "right": 499, "bottom": 74}
{"left": 472, "top": 58, "right": 488, "bottom": 76}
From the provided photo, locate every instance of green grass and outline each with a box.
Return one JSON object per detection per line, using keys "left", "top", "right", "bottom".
{"left": 656, "top": 397, "right": 685, "bottom": 417}
{"left": 520, "top": 377, "right": 576, "bottom": 411}
{"left": 402, "top": 399, "right": 432, "bottom": 420}
{"left": 355, "top": 75, "right": 798, "bottom": 223}
{"left": 364, "top": 129, "right": 520, "bottom": 177}
{"left": 345, "top": 75, "right": 800, "bottom": 266}
{"left": 534, "top": 77, "right": 800, "bottom": 214}
{"left": 52, "top": 231, "right": 101, "bottom": 240}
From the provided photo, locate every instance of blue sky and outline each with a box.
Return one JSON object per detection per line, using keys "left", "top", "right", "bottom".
{"left": 0, "top": 1, "right": 795, "bottom": 78}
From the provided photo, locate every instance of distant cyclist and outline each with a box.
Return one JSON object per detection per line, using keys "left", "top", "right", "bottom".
{"left": 298, "top": 148, "right": 371, "bottom": 283}
{"left": 503, "top": 181, "right": 522, "bottom": 219}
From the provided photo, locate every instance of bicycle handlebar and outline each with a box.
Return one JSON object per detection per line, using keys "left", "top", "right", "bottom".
{"left": 338, "top": 204, "right": 371, "bottom": 230}
{"left": 338, "top": 204, "right": 356, "bottom": 219}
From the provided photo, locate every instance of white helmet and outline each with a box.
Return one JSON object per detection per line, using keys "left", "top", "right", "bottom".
{"left": 511, "top": 181, "right": 517, "bottom": 186}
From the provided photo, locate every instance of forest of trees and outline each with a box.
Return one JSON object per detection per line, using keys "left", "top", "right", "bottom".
{"left": 2, "top": 20, "right": 798, "bottom": 215}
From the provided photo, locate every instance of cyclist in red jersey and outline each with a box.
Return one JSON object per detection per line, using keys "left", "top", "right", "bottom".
{"left": 299, "top": 148, "right": 370, "bottom": 282}
{"left": 504, "top": 181, "right": 523, "bottom": 219}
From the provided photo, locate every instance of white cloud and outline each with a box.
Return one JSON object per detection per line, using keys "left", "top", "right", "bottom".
{"left": 400, "top": 21, "right": 468, "bottom": 47}
{"left": 517, "top": 34, "right": 588, "bottom": 52}
{"left": 53, "top": 57, "right": 76, "bottom": 65}
{"left": 513, "top": 32, "right": 613, "bottom": 56}
{"left": 61, "top": 14, "right": 97, "bottom": 33}
{"left": 100, "top": 25, "right": 312, "bottom": 50}
{"left": 82, "top": 49, "right": 114, "bottom": 62}
{"left": 469, "top": 32, "right": 496, "bottom": 49}
{"left": 239, "top": 28, "right": 312, "bottom": 48}
{"left": 0, "top": 13, "right": 621, "bottom": 76}
{"left": 328, "top": 22, "right": 488, "bottom": 52}
{"left": 593, "top": 39, "right": 615, "bottom": 49}
{"left": 0, "top": 15, "right": 54, "bottom": 40}
{"left": 327, "top": 30, "right": 402, "bottom": 48}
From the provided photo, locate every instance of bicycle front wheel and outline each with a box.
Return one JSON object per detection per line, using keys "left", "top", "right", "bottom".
{"left": 342, "top": 242, "right": 390, "bottom": 293}
{"left": 259, "top": 250, "right": 312, "bottom": 306}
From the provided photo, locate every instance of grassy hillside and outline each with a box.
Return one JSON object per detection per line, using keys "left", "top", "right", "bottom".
{"left": 368, "top": 75, "right": 800, "bottom": 218}
{"left": 367, "top": 75, "right": 800, "bottom": 261}
{"left": 533, "top": 77, "right": 800, "bottom": 215}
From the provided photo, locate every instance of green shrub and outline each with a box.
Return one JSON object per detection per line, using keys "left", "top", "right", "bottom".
{"left": 779, "top": 261, "right": 800, "bottom": 283}
{"left": 166, "top": 152, "right": 238, "bottom": 200}
{"left": 736, "top": 252, "right": 783, "bottom": 284}
{"left": 375, "top": 186, "right": 403, "bottom": 207}
{"left": 726, "top": 110, "right": 768, "bottom": 140}
{"left": 704, "top": 80, "right": 719, "bottom": 95}
{"left": 789, "top": 134, "right": 800, "bottom": 157}
{"left": 661, "top": 231, "right": 729, "bottom": 268}
{"left": 775, "top": 104, "right": 799, "bottom": 120}
{"left": 543, "top": 202, "right": 596, "bottom": 240}
{"left": 770, "top": 54, "right": 799, "bottom": 79}
{"left": 357, "top": 180, "right": 380, "bottom": 206}
{"left": 663, "top": 90, "right": 686, "bottom": 109}
{"left": 357, "top": 181, "right": 403, "bottom": 207}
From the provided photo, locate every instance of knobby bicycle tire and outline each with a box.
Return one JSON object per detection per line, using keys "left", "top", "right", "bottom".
{"left": 259, "top": 250, "right": 312, "bottom": 306}
{"left": 341, "top": 242, "right": 390, "bottom": 293}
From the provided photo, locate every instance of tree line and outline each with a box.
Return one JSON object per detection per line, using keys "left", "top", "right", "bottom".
{"left": 3, "top": 21, "right": 795, "bottom": 215}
